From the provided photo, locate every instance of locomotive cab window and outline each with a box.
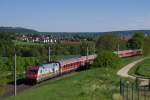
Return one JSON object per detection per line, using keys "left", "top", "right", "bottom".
{"left": 29, "top": 69, "right": 38, "bottom": 74}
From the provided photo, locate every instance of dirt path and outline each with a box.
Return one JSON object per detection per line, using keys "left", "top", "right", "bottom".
{"left": 117, "top": 57, "right": 149, "bottom": 86}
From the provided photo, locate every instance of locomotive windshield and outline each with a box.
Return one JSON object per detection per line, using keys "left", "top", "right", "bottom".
{"left": 29, "top": 69, "right": 38, "bottom": 74}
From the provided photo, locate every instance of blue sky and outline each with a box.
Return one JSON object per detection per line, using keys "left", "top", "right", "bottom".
{"left": 0, "top": 0, "right": 150, "bottom": 32}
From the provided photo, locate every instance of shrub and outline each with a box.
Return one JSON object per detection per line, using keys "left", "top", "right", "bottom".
{"left": 93, "top": 51, "right": 122, "bottom": 68}
{"left": 0, "top": 77, "right": 7, "bottom": 96}
{"left": 143, "top": 37, "right": 150, "bottom": 56}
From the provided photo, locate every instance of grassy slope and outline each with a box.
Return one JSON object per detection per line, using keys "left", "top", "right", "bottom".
{"left": 129, "top": 58, "right": 150, "bottom": 78}
{"left": 6, "top": 56, "right": 142, "bottom": 100}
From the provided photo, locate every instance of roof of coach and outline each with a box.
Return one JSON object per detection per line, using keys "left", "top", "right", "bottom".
{"left": 114, "top": 49, "right": 142, "bottom": 54}
{"left": 58, "top": 57, "right": 81, "bottom": 66}
{"left": 59, "top": 54, "right": 96, "bottom": 66}
{"left": 80, "top": 54, "right": 97, "bottom": 60}
{"left": 87, "top": 54, "right": 97, "bottom": 59}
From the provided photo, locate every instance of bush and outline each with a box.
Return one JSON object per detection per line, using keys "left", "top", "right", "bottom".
{"left": 143, "top": 37, "right": 150, "bottom": 56}
{"left": 93, "top": 51, "right": 122, "bottom": 68}
{"left": 0, "top": 78, "right": 7, "bottom": 96}
{"left": 127, "top": 32, "right": 145, "bottom": 49}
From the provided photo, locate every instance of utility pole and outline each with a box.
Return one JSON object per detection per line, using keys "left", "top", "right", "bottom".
{"left": 117, "top": 44, "right": 120, "bottom": 56}
{"left": 86, "top": 47, "right": 89, "bottom": 65}
{"left": 49, "top": 46, "right": 50, "bottom": 62}
{"left": 87, "top": 47, "right": 89, "bottom": 57}
{"left": 94, "top": 45, "right": 96, "bottom": 54}
{"left": 14, "top": 51, "right": 17, "bottom": 96}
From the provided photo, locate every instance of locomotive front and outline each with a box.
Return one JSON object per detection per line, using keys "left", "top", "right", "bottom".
{"left": 26, "top": 66, "right": 39, "bottom": 83}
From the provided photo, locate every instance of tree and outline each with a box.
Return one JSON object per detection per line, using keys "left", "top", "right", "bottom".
{"left": 0, "top": 32, "right": 15, "bottom": 57}
{"left": 96, "top": 33, "right": 123, "bottom": 52}
{"left": 80, "top": 41, "right": 95, "bottom": 56}
{"left": 80, "top": 41, "right": 88, "bottom": 56}
{"left": 143, "top": 36, "right": 150, "bottom": 55}
{"left": 127, "top": 32, "right": 145, "bottom": 49}
{"left": 93, "top": 50, "right": 122, "bottom": 68}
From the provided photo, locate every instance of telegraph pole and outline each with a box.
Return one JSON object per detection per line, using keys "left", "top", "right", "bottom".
{"left": 87, "top": 47, "right": 89, "bottom": 57}
{"left": 14, "top": 50, "right": 17, "bottom": 96}
{"left": 49, "top": 46, "right": 50, "bottom": 62}
{"left": 86, "top": 47, "right": 89, "bottom": 65}
{"left": 117, "top": 44, "right": 120, "bottom": 56}
{"left": 94, "top": 45, "right": 96, "bottom": 54}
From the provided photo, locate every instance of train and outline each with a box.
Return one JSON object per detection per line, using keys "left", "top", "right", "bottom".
{"left": 26, "top": 54, "right": 97, "bottom": 83}
{"left": 114, "top": 49, "right": 142, "bottom": 58}
{"left": 26, "top": 49, "right": 142, "bottom": 83}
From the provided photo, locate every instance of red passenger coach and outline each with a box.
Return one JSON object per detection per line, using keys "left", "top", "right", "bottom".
{"left": 86, "top": 55, "right": 97, "bottom": 64}
{"left": 114, "top": 49, "right": 142, "bottom": 58}
{"left": 59, "top": 58, "right": 81, "bottom": 73}
{"left": 59, "top": 54, "right": 97, "bottom": 73}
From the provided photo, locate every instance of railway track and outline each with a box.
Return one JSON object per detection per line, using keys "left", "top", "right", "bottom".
{"left": 1, "top": 71, "right": 78, "bottom": 99}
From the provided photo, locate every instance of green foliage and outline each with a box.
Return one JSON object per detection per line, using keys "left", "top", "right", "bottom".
{"left": 127, "top": 32, "right": 145, "bottom": 49}
{"left": 143, "top": 37, "right": 150, "bottom": 55}
{"left": 0, "top": 77, "right": 7, "bottom": 96}
{"left": 0, "top": 57, "right": 13, "bottom": 72}
{"left": 80, "top": 41, "right": 95, "bottom": 56}
{"left": 96, "top": 33, "right": 125, "bottom": 51}
{"left": 127, "top": 32, "right": 150, "bottom": 56}
{"left": 15, "top": 42, "right": 95, "bottom": 57}
{"left": 93, "top": 51, "right": 122, "bottom": 68}
{"left": 0, "top": 32, "right": 15, "bottom": 57}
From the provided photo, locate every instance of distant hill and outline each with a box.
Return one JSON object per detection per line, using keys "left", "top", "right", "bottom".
{"left": 104, "top": 30, "right": 150, "bottom": 38}
{"left": 0, "top": 27, "right": 38, "bottom": 33}
{"left": 0, "top": 27, "right": 150, "bottom": 39}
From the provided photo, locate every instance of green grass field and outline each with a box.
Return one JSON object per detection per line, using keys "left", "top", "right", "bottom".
{"left": 5, "top": 56, "right": 142, "bottom": 100}
{"left": 129, "top": 58, "right": 150, "bottom": 78}
{"left": 14, "top": 40, "right": 45, "bottom": 46}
